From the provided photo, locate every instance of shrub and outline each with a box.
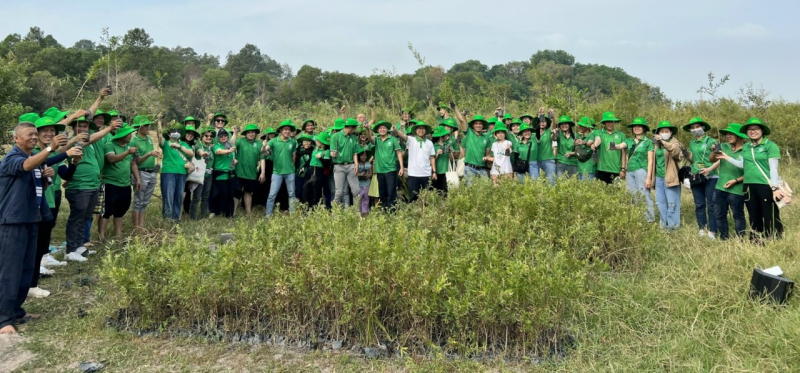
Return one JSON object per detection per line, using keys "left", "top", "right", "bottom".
{"left": 100, "top": 177, "right": 661, "bottom": 356}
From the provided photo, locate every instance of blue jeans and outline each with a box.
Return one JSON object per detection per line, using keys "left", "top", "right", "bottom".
{"left": 516, "top": 161, "right": 540, "bottom": 183}
{"left": 655, "top": 177, "right": 681, "bottom": 229}
{"left": 539, "top": 159, "right": 556, "bottom": 185}
{"left": 161, "top": 173, "right": 186, "bottom": 221}
{"left": 691, "top": 178, "right": 718, "bottom": 232}
{"left": 578, "top": 173, "right": 595, "bottom": 181}
{"left": 267, "top": 173, "right": 296, "bottom": 216}
{"left": 556, "top": 163, "right": 578, "bottom": 178}
{"left": 464, "top": 164, "right": 488, "bottom": 186}
{"left": 626, "top": 168, "right": 655, "bottom": 223}
{"left": 715, "top": 189, "right": 746, "bottom": 240}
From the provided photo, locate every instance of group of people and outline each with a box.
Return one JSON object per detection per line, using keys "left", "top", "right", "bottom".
{"left": 0, "top": 86, "right": 790, "bottom": 334}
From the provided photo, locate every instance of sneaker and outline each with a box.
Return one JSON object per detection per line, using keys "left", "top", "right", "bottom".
{"left": 83, "top": 242, "right": 94, "bottom": 247}
{"left": 65, "top": 252, "right": 88, "bottom": 262}
{"left": 708, "top": 232, "right": 716, "bottom": 240}
{"left": 698, "top": 229, "right": 705, "bottom": 237}
{"left": 27, "top": 287, "right": 50, "bottom": 298}
{"left": 75, "top": 247, "right": 97, "bottom": 256}
{"left": 39, "top": 266, "right": 55, "bottom": 276}
{"left": 41, "top": 254, "right": 66, "bottom": 267}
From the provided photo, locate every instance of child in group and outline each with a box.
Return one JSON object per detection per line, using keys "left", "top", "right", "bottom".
{"left": 485, "top": 122, "right": 514, "bottom": 184}
{"left": 356, "top": 147, "right": 373, "bottom": 216}
{"left": 295, "top": 134, "right": 314, "bottom": 205}
{"left": 305, "top": 132, "right": 331, "bottom": 207}
{"left": 431, "top": 126, "right": 459, "bottom": 194}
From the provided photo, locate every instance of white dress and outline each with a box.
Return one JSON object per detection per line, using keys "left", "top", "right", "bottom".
{"left": 490, "top": 140, "right": 513, "bottom": 175}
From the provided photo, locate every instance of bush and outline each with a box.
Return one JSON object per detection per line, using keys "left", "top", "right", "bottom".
{"left": 100, "top": 177, "right": 661, "bottom": 356}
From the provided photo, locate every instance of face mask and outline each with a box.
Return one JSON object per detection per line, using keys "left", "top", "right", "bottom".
{"left": 690, "top": 128, "right": 705, "bottom": 137}
{"left": 169, "top": 132, "right": 181, "bottom": 140}
{"left": 660, "top": 133, "right": 671, "bottom": 141}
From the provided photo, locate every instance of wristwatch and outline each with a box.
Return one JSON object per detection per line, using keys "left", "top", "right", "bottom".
{"left": 45, "top": 146, "right": 52, "bottom": 152}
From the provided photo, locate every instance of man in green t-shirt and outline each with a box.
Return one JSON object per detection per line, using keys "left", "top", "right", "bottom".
{"left": 709, "top": 123, "right": 747, "bottom": 240}
{"left": 264, "top": 119, "right": 298, "bottom": 216}
{"left": 591, "top": 111, "right": 627, "bottom": 185}
{"left": 370, "top": 121, "right": 404, "bottom": 210}
{"left": 101, "top": 125, "right": 139, "bottom": 241}
{"left": 330, "top": 118, "right": 360, "bottom": 207}
{"left": 234, "top": 124, "right": 262, "bottom": 214}
{"left": 130, "top": 115, "right": 160, "bottom": 229}
{"left": 455, "top": 110, "right": 492, "bottom": 186}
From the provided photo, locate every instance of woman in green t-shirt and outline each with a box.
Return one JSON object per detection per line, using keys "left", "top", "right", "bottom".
{"left": 160, "top": 126, "right": 194, "bottom": 221}
{"left": 624, "top": 118, "right": 655, "bottom": 223}
{"left": 535, "top": 108, "right": 557, "bottom": 185}
{"left": 738, "top": 118, "right": 786, "bottom": 240}
{"left": 181, "top": 125, "right": 201, "bottom": 217}
{"left": 514, "top": 123, "right": 538, "bottom": 182}
{"left": 212, "top": 129, "right": 236, "bottom": 217}
{"left": 652, "top": 121, "right": 684, "bottom": 230}
{"left": 553, "top": 115, "right": 578, "bottom": 178}
{"left": 684, "top": 117, "right": 720, "bottom": 239}
{"left": 709, "top": 123, "right": 747, "bottom": 240}
{"left": 189, "top": 127, "right": 215, "bottom": 219}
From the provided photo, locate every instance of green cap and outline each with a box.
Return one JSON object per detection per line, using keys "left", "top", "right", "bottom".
{"left": 34, "top": 117, "right": 65, "bottom": 133}
{"left": 344, "top": 118, "right": 358, "bottom": 127}
{"left": 487, "top": 117, "right": 498, "bottom": 125}
{"left": 42, "top": 107, "right": 68, "bottom": 122}
{"left": 132, "top": 115, "right": 153, "bottom": 128}
{"left": 112, "top": 124, "right": 136, "bottom": 140}
{"left": 276, "top": 119, "right": 296, "bottom": 133}
{"left": 296, "top": 133, "right": 314, "bottom": 143}
{"left": 332, "top": 118, "right": 345, "bottom": 131}
{"left": 599, "top": 111, "right": 620, "bottom": 123}
{"left": 182, "top": 116, "right": 199, "bottom": 126}
{"left": 212, "top": 113, "right": 228, "bottom": 125}
{"left": 241, "top": 123, "right": 261, "bottom": 135}
{"left": 740, "top": 117, "right": 770, "bottom": 136}
{"left": 719, "top": 123, "right": 748, "bottom": 139}
{"left": 557, "top": 115, "right": 575, "bottom": 126}
{"left": 518, "top": 123, "right": 533, "bottom": 133}
{"left": 440, "top": 117, "right": 458, "bottom": 129}
{"left": 577, "top": 117, "right": 594, "bottom": 129}
{"left": 200, "top": 126, "right": 216, "bottom": 138}
{"left": 107, "top": 110, "right": 127, "bottom": 123}
{"left": 510, "top": 118, "right": 523, "bottom": 126}
{"left": 69, "top": 116, "right": 98, "bottom": 131}
{"left": 431, "top": 126, "right": 450, "bottom": 138}
{"left": 469, "top": 115, "right": 489, "bottom": 129}
{"left": 372, "top": 120, "right": 392, "bottom": 132}
{"left": 438, "top": 102, "right": 451, "bottom": 111}
{"left": 315, "top": 131, "right": 331, "bottom": 145}
{"left": 19, "top": 113, "right": 41, "bottom": 125}
{"left": 184, "top": 125, "right": 200, "bottom": 138}
{"left": 93, "top": 110, "right": 112, "bottom": 126}
{"left": 654, "top": 121, "right": 678, "bottom": 135}
{"left": 303, "top": 119, "right": 317, "bottom": 127}
{"left": 627, "top": 117, "right": 649, "bottom": 132}
{"left": 519, "top": 113, "right": 535, "bottom": 121}
{"left": 410, "top": 121, "right": 432, "bottom": 136}
{"left": 492, "top": 122, "right": 509, "bottom": 135}
{"left": 682, "top": 117, "right": 711, "bottom": 132}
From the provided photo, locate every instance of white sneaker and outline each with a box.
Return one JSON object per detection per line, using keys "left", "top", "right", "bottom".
{"left": 39, "top": 266, "right": 54, "bottom": 275}
{"left": 41, "top": 254, "right": 66, "bottom": 267}
{"left": 698, "top": 229, "right": 705, "bottom": 237}
{"left": 75, "top": 247, "right": 97, "bottom": 256}
{"left": 708, "top": 232, "right": 716, "bottom": 240}
{"left": 28, "top": 287, "right": 50, "bottom": 298}
{"left": 65, "top": 252, "right": 88, "bottom": 262}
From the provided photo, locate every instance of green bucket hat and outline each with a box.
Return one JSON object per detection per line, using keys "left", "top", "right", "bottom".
{"left": 719, "top": 123, "right": 748, "bottom": 139}
{"left": 259, "top": 127, "right": 276, "bottom": 140}
{"left": 93, "top": 109, "right": 112, "bottom": 126}
{"left": 492, "top": 122, "right": 509, "bottom": 135}
{"left": 740, "top": 117, "right": 770, "bottom": 137}
{"left": 519, "top": 113, "right": 535, "bottom": 121}
{"left": 438, "top": 102, "right": 451, "bottom": 112}
{"left": 19, "top": 113, "right": 41, "bottom": 125}
{"left": 332, "top": 118, "right": 345, "bottom": 131}
{"left": 577, "top": 117, "right": 594, "bottom": 129}
{"left": 682, "top": 117, "right": 711, "bottom": 132}
{"left": 34, "top": 117, "right": 66, "bottom": 133}
{"left": 469, "top": 115, "right": 489, "bottom": 129}
{"left": 440, "top": 117, "right": 458, "bottom": 129}
{"left": 112, "top": 124, "right": 136, "bottom": 141}
{"left": 487, "top": 117, "right": 498, "bottom": 125}
{"left": 162, "top": 124, "right": 185, "bottom": 141}
{"left": 431, "top": 126, "right": 451, "bottom": 138}
{"left": 200, "top": 126, "right": 216, "bottom": 138}
{"left": 410, "top": 121, "right": 432, "bottom": 136}
{"left": 132, "top": 115, "right": 153, "bottom": 128}
{"left": 557, "top": 115, "right": 575, "bottom": 126}
{"left": 502, "top": 113, "right": 513, "bottom": 121}
{"left": 276, "top": 119, "right": 296, "bottom": 133}
{"left": 212, "top": 113, "right": 228, "bottom": 126}
{"left": 241, "top": 123, "right": 261, "bottom": 135}
{"left": 510, "top": 118, "right": 523, "bottom": 127}
{"left": 372, "top": 120, "right": 392, "bottom": 132}
{"left": 184, "top": 125, "right": 201, "bottom": 139}
{"left": 599, "top": 111, "right": 620, "bottom": 123}
{"left": 69, "top": 116, "right": 98, "bottom": 131}
{"left": 344, "top": 118, "right": 358, "bottom": 127}
{"left": 296, "top": 133, "right": 314, "bottom": 143}
{"left": 627, "top": 117, "right": 650, "bottom": 133}
{"left": 182, "top": 116, "right": 199, "bottom": 126}
{"left": 42, "top": 107, "right": 68, "bottom": 122}
{"left": 654, "top": 121, "right": 678, "bottom": 135}
{"left": 303, "top": 119, "right": 317, "bottom": 127}
{"left": 315, "top": 131, "right": 331, "bottom": 146}
{"left": 518, "top": 123, "right": 533, "bottom": 133}
{"left": 107, "top": 110, "right": 127, "bottom": 123}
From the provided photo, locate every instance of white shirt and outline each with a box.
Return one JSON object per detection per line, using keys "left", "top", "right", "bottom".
{"left": 406, "top": 136, "right": 436, "bottom": 177}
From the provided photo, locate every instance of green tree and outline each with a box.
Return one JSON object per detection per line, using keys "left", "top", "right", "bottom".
{"left": 0, "top": 53, "right": 28, "bottom": 155}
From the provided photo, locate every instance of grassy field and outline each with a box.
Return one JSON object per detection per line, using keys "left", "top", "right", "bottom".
{"left": 10, "top": 167, "right": 800, "bottom": 372}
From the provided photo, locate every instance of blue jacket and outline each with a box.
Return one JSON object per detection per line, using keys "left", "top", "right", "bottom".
{"left": 0, "top": 146, "right": 52, "bottom": 224}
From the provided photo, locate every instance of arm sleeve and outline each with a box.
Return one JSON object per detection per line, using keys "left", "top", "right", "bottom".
{"left": 727, "top": 155, "right": 744, "bottom": 169}
{"left": 0, "top": 153, "right": 26, "bottom": 176}
{"left": 61, "top": 163, "right": 77, "bottom": 180}
{"left": 769, "top": 158, "right": 780, "bottom": 185}
{"left": 45, "top": 152, "right": 68, "bottom": 166}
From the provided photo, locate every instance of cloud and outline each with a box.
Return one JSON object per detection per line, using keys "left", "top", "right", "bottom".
{"left": 715, "top": 23, "right": 771, "bottom": 40}
{"left": 535, "top": 34, "right": 568, "bottom": 45}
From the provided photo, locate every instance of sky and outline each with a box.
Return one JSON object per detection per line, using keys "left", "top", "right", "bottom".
{"left": 2, "top": 0, "right": 799, "bottom": 101}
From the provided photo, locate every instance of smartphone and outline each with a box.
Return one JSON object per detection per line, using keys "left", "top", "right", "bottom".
{"left": 608, "top": 142, "right": 616, "bottom": 150}
{"left": 106, "top": 85, "right": 113, "bottom": 95}
{"left": 497, "top": 109, "right": 504, "bottom": 117}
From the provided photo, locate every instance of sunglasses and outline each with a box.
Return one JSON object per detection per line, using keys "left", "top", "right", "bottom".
{"left": 215, "top": 119, "right": 226, "bottom": 123}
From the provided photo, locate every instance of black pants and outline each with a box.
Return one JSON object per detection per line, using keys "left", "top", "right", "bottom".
{"left": 744, "top": 183, "right": 784, "bottom": 240}
{"left": 377, "top": 172, "right": 398, "bottom": 210}
{"left": 596, "top": 171, "right": 619, "bottom": 185}
{"left": 65, "top": 189, "right": 99, "bottom": 253}
{"left": 432, "top": 173, "right": 448, "bottom": 195}
{"left": 182, "top": 183, "right": 192, "bottom": 215}
{"left": 408, "top": 176, "right": 430, "bottom": 202}
{"left": 0, "top": 223, "right": 38, "bottom": 328}
{"left": 33, "top": 211, "right": 57, "bottom": 288}
{"left": 304, "top": 167, "right": 325, "bottom": 207}
{"left": 715, "top": 190, "right": 746, "bottom": 240}
{"left": 212, "top": 174, "right": 235, "bottom": 217}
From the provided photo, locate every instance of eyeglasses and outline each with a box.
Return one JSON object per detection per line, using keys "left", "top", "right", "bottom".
{"left": 203, "top": 134, "right": 212, "bottom": 138}
{"left": 215, "top": 119, "right": 226, "bottom": 123}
